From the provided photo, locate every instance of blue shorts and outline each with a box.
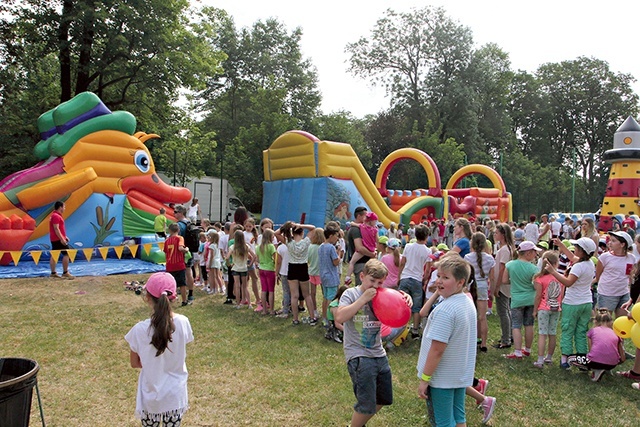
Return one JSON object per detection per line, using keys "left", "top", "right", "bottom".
{"left": 322, "top": 284, "right": 338, "bottom": 301}
{"left": 597, "top": 293, "right": 630, "bottom": 312}
{"left": 511, "top": 305, "right": 535, "bottom": 328}
{"left": 398, "top": 277, "right": 423, "bottom": 313}
{"left": 346, "top": 356, "right": 393, "bottom": 415}
{"left": 426, "top": 387, "right": 466, "bottom": 427}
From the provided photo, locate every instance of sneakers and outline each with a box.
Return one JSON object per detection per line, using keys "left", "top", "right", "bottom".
{"left": 223, "top": 299, "right": 234, "bottom": 305}
{"left": 50, "top": 272, "right": 62, "bottom": 278}
{"left": 301, "top": 317, "right": 311, "bottom": 324}
{"left": 181, "top": 301, "right": 189, "bottom": 306}
{"left": 480, "top": 396, "right": 496, "bottom": 424}
{"left": 187, "top": 295, "right": 195, "bottom": 303}
{"left": 292, "top": 320, "right": 300, "bottom": 326}
{"left": 254, "top": 304, "right": 264, "bottom": 313}
{"left": 616, "top": 370, "right": 640, "bottom": 380}
{"left": 591, "top": 369, "right": 606, "bottom": 382}
{"left": 522, "top": 349, "right": 531, "bottom": 357}
{"left": 474, "top": 379, "right": 489, "bottom": 396}
{"left": 544, "top": 357, "right": 553, "bottom": 364}
{"left": 632, "top": 382, "right": 640, "bottom": 390}
{"left": 492, "top": 342, "right": 511, "bottom": 349}
{"left": 411, "top": 329, "right": 421, "bottom": 340}
{"left": 275, "top": 312, "right": 290, "bottom": 318}
{"left": 560, "top": 362, "right": 571, "bottom": 370}
{"left": 503, "top": 352, "right": 523, "bottom": 359}
{"left": 309, "top": 318, "right": 319, "bottom": 326}
{"left": 533, "top": 361, "right": 544, "bottom": 368}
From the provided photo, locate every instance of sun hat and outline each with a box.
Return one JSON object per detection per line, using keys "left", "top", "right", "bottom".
{"left": 569, "top": 237, "right": 597, "bottom": 255}
{"left": 518, "top": 241, "right": 542, "bottom": 252}
{"left": 437, "top": 243, "right": 450, "bottom": 251}
{"left": 378, "top": 236, "right": 389, "bottom": 245}
{"left": 365, "top": 211, "right": 378, "bottom": 221}
{"left": 386, "top": 238, "right": 401, "bottom": 249}
{"left": 145, "top": 272, "right": 177, "bottom": 301}
{"left": 561, "top": 239, "right": 571, "bottom": 247}
{"left": 608, "top": 231, "right": 633, "bottom": 248}
{"left": 537, "top": 241, "right": 549, "bottom": 250}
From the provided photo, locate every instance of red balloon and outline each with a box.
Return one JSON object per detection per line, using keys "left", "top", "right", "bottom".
{"left": 372, "top": 287, "right": 411, "bottom": 328}
{"left": 380, "top": 323, "right": 392, "bottom": 338}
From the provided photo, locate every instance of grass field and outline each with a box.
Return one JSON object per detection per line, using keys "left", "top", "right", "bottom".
{"left": 3, "top": 273, "right": 640, "bottom": 426}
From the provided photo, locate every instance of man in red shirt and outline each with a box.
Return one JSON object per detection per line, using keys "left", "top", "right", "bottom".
{"left": 164, "top": 223, "right": 189, "bottom": 305}
{"left": 49, "top": 201, "right": 74, "bottom": 279}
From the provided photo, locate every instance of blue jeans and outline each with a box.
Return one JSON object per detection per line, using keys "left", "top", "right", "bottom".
{"left": 398, "top": 277, "right": 424, "bottom": 313}
{"left": 346, "top": 356, "right": 393, "bottom": 415}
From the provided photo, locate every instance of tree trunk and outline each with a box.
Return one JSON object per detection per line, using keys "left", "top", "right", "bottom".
{"left": 75, "top": 0, "right": 96, "bottom": 94}
{"left": 58, "top": 0, "right": 74, "bottom": 102}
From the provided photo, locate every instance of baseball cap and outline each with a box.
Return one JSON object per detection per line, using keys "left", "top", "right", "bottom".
{"left": 409, "top": 221, "right": 415, "bottom": 225}
{"left": 145, "top": 272, "right": 177, "bottom": 301}
{"left": 570, "top": 237, "right": 597, "bottom": 255}
{"left": 518, "top": 241, "right": 542, "bottom": 252}
{"left": 437, "top": 243, "right": 450, "bottom": 251}
{"left": 537, "top": 241, "right": 549, "bottom": 250}
{"left": 386, "top": 238, "right": 401, "bottom": 249}
{"left": 608, "top": 231, "right": 633, "bottom": 248}
{"left": 365, "top": 211, "right": 378, "bottom": 221}
{"left": 378, "top": 236, "right": 389, "bottom": 245}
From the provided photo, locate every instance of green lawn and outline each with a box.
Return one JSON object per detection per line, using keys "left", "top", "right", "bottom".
{"left": 3, "top": 274, "right": 640, "bottom": 426}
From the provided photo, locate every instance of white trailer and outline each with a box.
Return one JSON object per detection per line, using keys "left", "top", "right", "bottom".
{"left": 157, "top": 172, "right": 248, "bottom": 223}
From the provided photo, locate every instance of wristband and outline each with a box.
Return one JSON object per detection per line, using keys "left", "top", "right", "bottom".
{"left": 421, "top": 373, "right": 431, "bottom": 382}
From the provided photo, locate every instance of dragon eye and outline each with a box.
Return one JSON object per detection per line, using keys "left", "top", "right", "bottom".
{"left": 133, "top": 150, "right": 150, "bottom": 173}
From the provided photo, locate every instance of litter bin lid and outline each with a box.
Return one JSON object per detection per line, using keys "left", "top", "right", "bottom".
{"left": 0, "top": 358, "right": 39, "bottom": 389}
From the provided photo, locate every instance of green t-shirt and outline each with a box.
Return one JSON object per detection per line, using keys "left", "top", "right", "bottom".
{"left": 506, "top": 259, "right": 538, "bottom": 308}
{"left": 256, "top": 243, "right": 276, "bottom": 271}
{"left": 154, "top": 214, "right": 167, "bottom": 233}
{"left": 327, "top": 299, "right": 339, "bottom": 321}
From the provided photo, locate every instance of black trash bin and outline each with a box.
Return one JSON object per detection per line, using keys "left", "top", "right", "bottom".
{"left": 0, "top": 358, "right": 39, "bottom": 427}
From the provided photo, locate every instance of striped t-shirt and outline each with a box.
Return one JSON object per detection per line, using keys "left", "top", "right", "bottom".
{"left": 416, "top": 292, "right": 477, "bottom": 388}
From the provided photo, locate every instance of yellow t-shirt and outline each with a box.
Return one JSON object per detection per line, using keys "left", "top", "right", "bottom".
{"left": 154, "top": 214, "right": 167, "bottom": 233}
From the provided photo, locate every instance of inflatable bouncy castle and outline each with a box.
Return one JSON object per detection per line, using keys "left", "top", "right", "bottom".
{"left": 261, "top": 131, "right": 512, "bottom": 228}
{"left": 0, "top": 92, "right": 191, "bottom": 265}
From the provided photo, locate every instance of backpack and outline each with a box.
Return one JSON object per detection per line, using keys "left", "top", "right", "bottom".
{"left": 180, "top": 219, "right": 202, "bottom": 253}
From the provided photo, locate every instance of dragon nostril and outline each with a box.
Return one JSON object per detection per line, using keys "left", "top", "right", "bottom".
{"left": 152, "top": 174, "right": 159, "bottom": 184}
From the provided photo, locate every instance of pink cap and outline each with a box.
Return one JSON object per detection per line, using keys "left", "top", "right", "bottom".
{"left": 145, "top": 272, "right": 177, "bottom": 300}
{"left": 365, "top": 212, "right": 379, "bottom": 221}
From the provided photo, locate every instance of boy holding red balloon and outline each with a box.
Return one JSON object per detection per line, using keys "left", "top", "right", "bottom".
{"left": 335, "top": 259, "right": 412, "bottom": 427}
{"left": 417, "top": 256, "right": 477, "bottom": 427}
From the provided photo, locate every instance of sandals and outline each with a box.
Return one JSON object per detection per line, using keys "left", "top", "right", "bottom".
{"left": 492, "top": 343, "right": 511, "bottom": 349}
{"left": 292, "top": 320, "right": 300, "bottom": 325}
{"left": 616, "top": 370, "right": 640, "bottom": 380}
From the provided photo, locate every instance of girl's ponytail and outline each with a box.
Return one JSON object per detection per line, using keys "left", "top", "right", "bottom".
{"left": 150, "top": 294, "right": 175, "bottom": 356}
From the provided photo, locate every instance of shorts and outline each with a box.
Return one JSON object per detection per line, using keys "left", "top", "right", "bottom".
{"left": 231, "top": 270, "right": 248, "bottom": 277}
{"left": 537, "top": 310, "right": 560, "bottom": 335}
{"left": 511, "top": 305, "right": 535, "bottom": 328}
{"left": 185, "top": 253, "right": 194, "bottom": 267}
{"left": 51, "top": 240, "right": 70, "bottom": 256}
{"left": 168, "top": 269, "right": 187, "bottom": 288}
{"left": 398, "top": 277, "right": 423, "bottom": 313}
{"left": 597, "top": 293, "right": 630, "bottom": 312}
{"left": 309, "top": 275, "right": 321, "bottom": 285}
{"left": 322, "top": 284, "right": 338, "bottom": 301}
{"left": 193, "top": 252, "right": 201, "bottom": 263}
{"left": 476, "top": 285, "right": 489, "bottom": 301}
{"left": 426, "top": 387, "right": 466, "bottom": 427}
{"left": 259, "top": 269, "right": 276, "bottom": 293}
{"left": 346, "top": 356, "right": 393, "bottom": 415}
{"left": 287, "top": 263, "right": 310, "bottom": 282}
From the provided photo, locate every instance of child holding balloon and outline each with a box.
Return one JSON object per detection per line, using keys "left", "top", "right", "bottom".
{"left": 335, "top": 259, "right": 412, "bottom": 427}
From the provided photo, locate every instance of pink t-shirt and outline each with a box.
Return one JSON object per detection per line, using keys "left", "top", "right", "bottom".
{"left": 587, "top": 326, "right": 622, "bottom": 366}
{"left": 356, "top": 223, "right": 378, "bottom": 252}
{"left": 380, "top": 253, "right": 399, "bottom": 288}
{"left": 597, "top": 251, "right": 635, "bottom": 297}
{"left": 534, "top": 274, "right": 564, "bottom": 311}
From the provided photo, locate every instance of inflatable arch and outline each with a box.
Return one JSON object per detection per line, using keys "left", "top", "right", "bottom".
{"left": 375, "top": 148, "right": 442, "bottom": 197}
{"left": 446, "top": 164, "right": 506, "bottom": 196}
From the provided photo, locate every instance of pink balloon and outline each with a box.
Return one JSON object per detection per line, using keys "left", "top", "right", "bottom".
{"left": 380, "top": 323, "right": 392, "bottom": 338}
{"left": 372, "top": 287, "right": 411, "bottom": 328}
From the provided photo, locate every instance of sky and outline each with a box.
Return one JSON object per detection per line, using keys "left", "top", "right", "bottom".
{"left": 201, "top": 0, "right": 640, "bottom": 118}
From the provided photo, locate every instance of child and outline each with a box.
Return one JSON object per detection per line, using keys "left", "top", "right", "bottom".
{"left": 464, "top": 232, "right": 496, "bottom": 352}
{"left": 544, "top": 237, "right": 597, "bottom": 369}
{"left": 502, "top": 241, "right": 541, "bottom": 359}
{"left": 206, "top": 230, "right": 224, "bottom": 294}
{"left": 532, "top": 251, "right": 563, "bottom": 367}
{"left": 569, "top": 308, "right": 625, "bottom": 381}
{"left": 319, "top": 227, "right": 342, "bottom": 325}
{"left": 417, "top": 256, "right": 478, "bottom": 427}
{"left": 196, "top": 231, "right": 207, "bottom": 286}
{"left": 256, "top": 229, "right": 277, "bottom": 315}
{"left": 125, "top": 272, "right": 194, "bottom": 426}
{"left": 154, "top": 207, "right": 167, "bottom": 238}
{"left": 335, "top": 259, "right": 412, "bottom": 427}
{"left": 227, "top": 230, "right": 255, "bottom": 309}
{"left": 243, "top": 218, "right": 261, "bottom": 310}
{"left": 307, "top": 228, "right": 325, "bottom": 319}
{"left": 275, "top": 241, "right": 291, "bottom": 318}
{"left": 345, "top": 212, "right": 379, "bottom": 285}
{"left": 326, "top": 285, "right": 348, "bottom": 342}
{"left": 163, "top": 223, "right": 190, "bottom": 306}
{"left": 398, "top": 224, "right": 432, "bottom": 339}
{"left": 380, "top": 238, "right": 401, "bottom": 288}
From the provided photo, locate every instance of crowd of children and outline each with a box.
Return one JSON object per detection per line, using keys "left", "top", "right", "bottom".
{"left": 136, "top": 207, "right": 640, "bottom": 426}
